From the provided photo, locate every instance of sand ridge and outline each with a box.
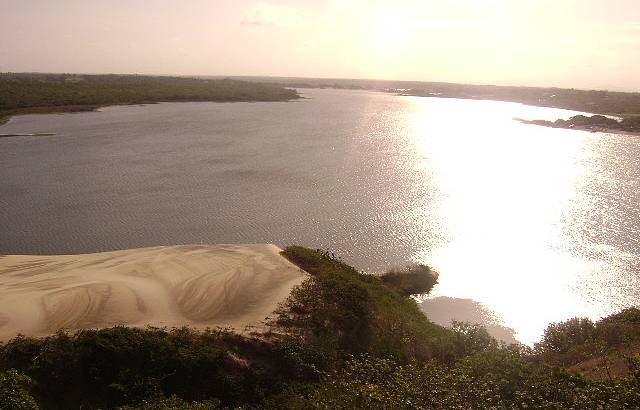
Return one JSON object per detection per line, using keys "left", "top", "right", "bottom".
{"left": 0, "top": 244, "right": 307, "bottom": 341}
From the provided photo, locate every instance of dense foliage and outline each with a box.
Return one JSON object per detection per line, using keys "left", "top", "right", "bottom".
{"left": 534, "top": 307, "right": 640, "bottom": 381}
{"left": 520, "top": 114, "right": 640, "bottom": 133}
{"left": 0, "top": 327, "right": 311, "bottom": 409}
{"left": 401, "top": 84, "right": 640, "bottom": 116}
{"left": 0, "top": 369, "right": 38, "bottom": 410}
{"left": 0, "top": 73, "right": 299, "bottom": 122}
{"left": 273, "top": 353, "right": 640, "bottom": 409}
{"left": 273, "top": 247, "right": 451, "bottom": 365}
{"left": 0, "top": 246, "right": 638, "bottom": 409}
{"left": 120, "top": 397, "right": 223, "bottom": 409}
{"left": 380, "top": 265, "right": 438, "bottom": 298}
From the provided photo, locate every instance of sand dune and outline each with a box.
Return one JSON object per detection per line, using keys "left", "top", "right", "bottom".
{"left": 0, "top": 244, "right": 307, "bottom": 341}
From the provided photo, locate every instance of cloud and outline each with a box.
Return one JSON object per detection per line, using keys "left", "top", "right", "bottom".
{"left": 241, "top": 2, "right": 306, "bottom": 27}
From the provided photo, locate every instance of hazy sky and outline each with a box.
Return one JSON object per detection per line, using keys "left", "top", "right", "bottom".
{"left": 1, "top": 0, "right": 639, "bottom": 90}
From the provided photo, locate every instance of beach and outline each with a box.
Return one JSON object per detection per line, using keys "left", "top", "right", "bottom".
{"left": 0, "top": 244, "right": 307, "bottom": 341}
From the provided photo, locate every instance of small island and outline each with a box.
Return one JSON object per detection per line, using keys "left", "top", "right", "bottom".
{"left": 0, "top": 73, "right": 300, "bottom": 126}
{"left": 517, "top": 114, "right": 640, "bottom": 135}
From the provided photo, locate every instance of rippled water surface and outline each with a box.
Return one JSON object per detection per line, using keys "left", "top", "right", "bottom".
{"left": 1, "top": 89, "right": 639, "bottom": 343}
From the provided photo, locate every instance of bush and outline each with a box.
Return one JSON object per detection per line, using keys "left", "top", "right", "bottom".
{"left": 535, "top": 317, "right": 597, "bottom": 364}
{"left": 380, "top": 265, "right": 438, "bottom": 297}
{"left": 0, "top": 327, "right": 302, "bottom": 409}
{"left": 277, "top": 247, "right": 451, "bottom": 365}
{"left": 119, "top": 396, "right": 223, "bottom": 410}
{"left": 595, "top": 307, "right": 640, "bottom": 348}
{"left": 0, "top": 369, "right": 39, "bottom": 410}
{"left": 277, "top": 353, "right": 640, "bottom": 409}
{"left": 450, "top": 321, "right": 498, "bottom": 357}
{"left": 535, "top": 309, "right": 640, "bottom": 368}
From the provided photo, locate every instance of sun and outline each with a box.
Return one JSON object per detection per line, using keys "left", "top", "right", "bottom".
{"left": 358, "top": 4, "right": 416, "bottom": 78}
{"left": 370, "top": 7, "right": 414, "bottom": 54}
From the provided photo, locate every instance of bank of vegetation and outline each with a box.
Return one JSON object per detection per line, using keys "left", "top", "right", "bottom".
{"left": 236, "top": 76, "right": 640, "bottom": 117}
{"left": 1, "top": 246, "right": 639, "bottom": 409}
{"left": 519, "top": 114, "right": 640, "bottom": 134}
{"left": 0, "top": 73, "right": 299, "bottom": 125}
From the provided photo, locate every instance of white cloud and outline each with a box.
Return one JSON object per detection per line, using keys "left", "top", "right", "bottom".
{"left": 241, "top": 2, "right": 307, "bottom": 27}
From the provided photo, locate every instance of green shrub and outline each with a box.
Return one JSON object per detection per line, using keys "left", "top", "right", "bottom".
{"left": 535, "top": 317, "right": 597, "bottom": 364}
{"left": 119, "top": 396, "right": 223, "bottom": 410}
{"left": 278, "top": 247, "right": 451, "bottom": 365}
{"left": 535, "top": 309, "right": 640, "bottom": 368}
{"left": 380, "top": 265, "right": 438, "bottom": 297}
{"left": 0, "top": 327, "right": 300, "bottom": 409}
{"left": 595, "top": 307, "right": 640, "bottom": 348}
{"left": 0, "top": 369, "right": 39, "bottom": 410}
{"left": 450, "top": 321, "right": 498, "bottom": 357}
{"left": 277, "top": 354, "right": 640, "bottom": 409}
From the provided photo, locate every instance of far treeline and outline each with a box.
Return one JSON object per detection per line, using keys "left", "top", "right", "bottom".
{"left": 520, "top": 114, "right": 640, "bottom": 133}
{"left": 0, "top": 73, "right": 300, "bottom": 125}
{"left": 1, "top": 246, "right": 639, "bottom": 409}
{"left": 235, "top": 76, "right": 640, "bottom": 117}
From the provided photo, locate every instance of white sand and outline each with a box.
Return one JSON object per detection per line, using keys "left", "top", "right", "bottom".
{"left": 0, "top": 244, "right": 307, "bottom": 341}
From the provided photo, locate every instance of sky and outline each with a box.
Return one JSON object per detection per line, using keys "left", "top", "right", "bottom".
{"left": 1, "top": 0, "right": 639, "bottom": 91}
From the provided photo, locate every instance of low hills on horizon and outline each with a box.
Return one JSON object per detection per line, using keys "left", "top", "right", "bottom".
{"left": 0, "top": 73, "right": 300, "bottom": 126}
{"left": 230, "top": 75, "right": 640, "bottom": 117}
{"left": 2, "top": 72, "right": 640, "bottom": 129}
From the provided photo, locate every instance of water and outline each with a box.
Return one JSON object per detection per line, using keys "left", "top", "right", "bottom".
{"left": 1, "top": 88, "right": 639, "bottom": 344}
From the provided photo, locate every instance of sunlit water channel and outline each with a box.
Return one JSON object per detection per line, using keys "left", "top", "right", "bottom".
{"left": 1, "top": 88, "right": 638, "bottom": 344}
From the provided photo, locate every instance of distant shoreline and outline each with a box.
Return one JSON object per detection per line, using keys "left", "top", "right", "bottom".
{"left": 234, "top": 76, "right": 640, "bottom": 117}
{"left": 0, "top": 98, "right": 301, "bottom": 130}
{"left": 0, "top": 132, "right": 56, "bottom": 138}
{"left": 515, "top": 116, "right": 640, "bottom": 136}
{"left": 0, "top": 73, "right": 301, "bottom": 128}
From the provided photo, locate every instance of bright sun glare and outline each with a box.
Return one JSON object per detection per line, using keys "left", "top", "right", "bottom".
{"left": 364, "top": 6, "right": 415, "bottom": 78}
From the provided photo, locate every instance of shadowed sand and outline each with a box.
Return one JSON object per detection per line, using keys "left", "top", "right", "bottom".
{"left": 420, "top": 296, "right": 518, "bottom": 344}
{"left": 0, "top": 244, "right": 307, "bottom": 341}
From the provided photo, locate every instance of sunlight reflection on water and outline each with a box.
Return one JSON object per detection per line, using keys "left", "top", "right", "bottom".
{"left": 404, "top": 97, "right": 639, "bottom": 344}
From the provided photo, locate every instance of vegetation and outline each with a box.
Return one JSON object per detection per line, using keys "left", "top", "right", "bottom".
{"left": 272, "top": 247, "right": 451, "bottom": 366}
{"left": 238, "top": 76, "right": 640, "bottom": 116}
{"left": 519, "top": 114, "right": 640, "bottom": 133}
{"left": 380, "top": 264, "right": 438, "bottom": 298}
{"left": 120, "top": 397, "right": 222, "bottom": 409}
{"left": 535, "top": 308, "right": 640, "bottom": 381}
{"left": 0, "top": 369, "right": 38, "bottom": 410}
{"left": 398, "top": 84, "right": 640, "bottom": 117}
{"left": 0, "top": 246, "right": 638, "bottom": 409}
{"left": 0, "top": 73, "right": 299, "bottom": 124}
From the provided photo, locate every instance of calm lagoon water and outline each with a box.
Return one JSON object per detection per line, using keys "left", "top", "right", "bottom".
{"left": 1, "top": 88, "right": 639, "bottom": 344}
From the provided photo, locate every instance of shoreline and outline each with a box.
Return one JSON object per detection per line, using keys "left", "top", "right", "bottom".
{"left": 396, "top": 92, "right": 621, "bottom": 116}
{"left": 0, "top": 97, "right": 302, "bottom": 129}
{"left": 0, "top": 132, "right": 56, "bottom": 138}
{"left": 515, "top": 117, "right": 640, "bottom": 136}
{"left": 0, "top": 73, "right": 303, "bottom": 128}
{"left": 0, "top": 244, "right": 308, "bottom": 341}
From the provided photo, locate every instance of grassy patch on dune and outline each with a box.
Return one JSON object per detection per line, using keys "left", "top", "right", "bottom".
{"left": 1, "top": 246, "right": 639, "bottom": 409}
{"left": 277, "top": 246, "right": 449, "bottom": 364}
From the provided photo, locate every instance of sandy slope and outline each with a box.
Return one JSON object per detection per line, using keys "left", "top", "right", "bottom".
{"left": 0, "top": 244, "right": 307, "bottom": 341}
